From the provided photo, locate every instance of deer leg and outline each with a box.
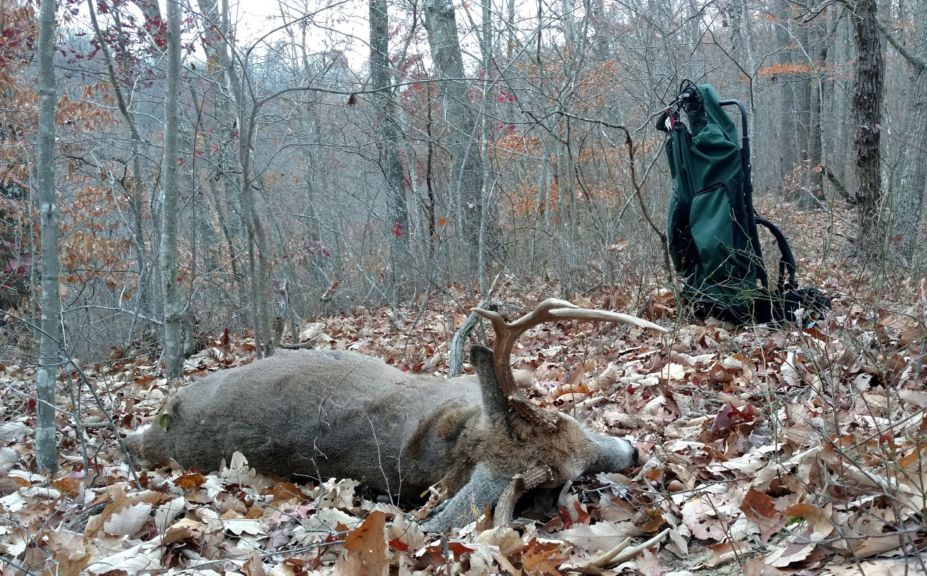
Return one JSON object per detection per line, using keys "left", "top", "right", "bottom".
{"left": 421, "top": 464, "right": 508, "bottom": 532}
{"left": 492, "top": 465, "right": 554, "bottom": 527}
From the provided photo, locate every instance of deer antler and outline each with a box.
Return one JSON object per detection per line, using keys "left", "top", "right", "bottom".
{"left": 493, "top": 465, "right": 555, "bottom": 527}
{"left": 472, "top": 298, "right": 666, "bottom": 401}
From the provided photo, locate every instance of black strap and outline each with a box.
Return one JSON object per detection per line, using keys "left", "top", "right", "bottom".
{"left": 754, "top": 216, "right": 798, "bottom": 293}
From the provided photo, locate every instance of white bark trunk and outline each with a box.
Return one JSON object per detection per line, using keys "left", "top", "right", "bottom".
{"left": 160, "top": 0, "right": 183, "bottom": 377}
{"left": 36, "top": 0, "right": 61, "bottom": 473}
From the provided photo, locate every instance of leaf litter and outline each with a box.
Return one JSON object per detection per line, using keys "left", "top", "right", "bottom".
{"left": 2, "top": 258, "right": 927, "bottom": 575}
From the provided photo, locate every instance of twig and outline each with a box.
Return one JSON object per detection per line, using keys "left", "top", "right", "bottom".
{"left": 6, "top": 313, "right": 143, "bottom": 489}
{"left": 877, "top": 19, "right": 927, "bottom": 72}
{"left": 560, "top": 528, "right": 669, "bottom": 574}
{"left": 821, "top": 164, "right": 854, "bottom": 205}
{"left": 0, "top": 555, "right": 39, "bottom": 576}
{"left": 551, "top": 111, "right": 672, "bottom": 279}
{"left": 66, "top": 372, "right": 91, "bottom": 480}
{"left": 448, "top": 272, "right": 501, "bottom": 377}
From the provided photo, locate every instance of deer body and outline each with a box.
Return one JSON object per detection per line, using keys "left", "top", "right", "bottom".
{"left": 131, "top": 300, "right": 664, "bottom": 530}
{"left": 135, "top": 350, "right": 474, "bottom": 494}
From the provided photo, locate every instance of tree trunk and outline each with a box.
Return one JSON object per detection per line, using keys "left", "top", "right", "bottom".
{"left": 423, "top": 0, "right": 498, "bottom": 275}
{"left": 801, "top": 17, "right": 826, "bottom": 208}
{"left": 478, "top": 0, "right": 494, "bottom": 293}
{"left": 196, "top": 0, "right": 245, "bottom": 298}
{"left": 239, "top": 111, "right": 273, "bottom": 357}
{"left": 160, "top": 0, "right": 183, "bottom": 377}
{"left": 369, "top": 0, "right": 412, "bottom": 298}
{"left": 35, "top": 0, "right": 60, "bottom": 474}
{"left": 797, "top": 20, "right": 812, "bottom": 192}
{"left": 774, "top": 0, "right": 799, "bottom": 184}
{"left": 850, "top": 0, "right": 885, "bottom": 263}
{"left": 891, "top": 6, "right": 927, "bottom": 267}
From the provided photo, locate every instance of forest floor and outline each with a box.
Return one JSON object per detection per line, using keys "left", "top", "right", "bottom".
{"left": 2, "top": 201, "right": 927, "bottom": 575}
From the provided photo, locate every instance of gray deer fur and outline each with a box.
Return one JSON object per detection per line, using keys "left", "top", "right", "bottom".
{"left": 129, "top": 346, "right": 639, "bottom": 530}
{"left": 127, "top": 300, "right": 663, "bottom": 531}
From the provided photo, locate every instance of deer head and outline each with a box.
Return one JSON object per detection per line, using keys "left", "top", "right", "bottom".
{"left": 422, "top": 298, "right": 666, "bottom": 530}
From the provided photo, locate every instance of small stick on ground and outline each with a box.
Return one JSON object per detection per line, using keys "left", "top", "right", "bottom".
{"left": 560, "top": 528, "right": 670, "bottom": 574}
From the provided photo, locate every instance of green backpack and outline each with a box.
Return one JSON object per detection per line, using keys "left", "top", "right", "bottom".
{"left": 658, "top": 81, "right": 828, "bottom": 324}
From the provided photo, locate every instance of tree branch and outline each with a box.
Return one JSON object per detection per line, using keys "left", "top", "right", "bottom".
{"left": 822, "top": 164, "right": 855, "bottom": 205}
{"left": 877, "top": 19, "right": 927, "bottom": 73}
{"left": 554, "top": 110, "right": 672, "bottom": 280}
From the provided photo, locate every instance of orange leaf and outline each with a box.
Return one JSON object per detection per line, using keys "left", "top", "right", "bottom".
{"left": 741, "top": 489, "right": 784, "bottom": 543}
{"left": 271, "top": 482, "right": 307, "bottom": 502}
{"left": 522, "top": 538, "right": 566, "bottom": 575}
{"left": 51, "top": 475, "right": 83, "bottom": 498}
{"left": 334, "top": 510, "right": 388, "bottom": 576}
{"left": 388, "top": 537, "right": 409, "bottom": 552}
{"left": 175, "top": 472, "right": 206, "bottom": 490}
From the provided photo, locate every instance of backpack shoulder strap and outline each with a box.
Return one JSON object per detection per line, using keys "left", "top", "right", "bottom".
{"left": 754, "top": 216, "right": 798, "bottom": 293}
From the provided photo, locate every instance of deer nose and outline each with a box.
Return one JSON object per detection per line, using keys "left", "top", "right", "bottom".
{"left": 631, "top": 446, "right": 640, "bottom": 467}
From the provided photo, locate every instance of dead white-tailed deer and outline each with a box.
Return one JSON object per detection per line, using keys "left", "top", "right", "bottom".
{"left": 129, "top": 299, "right": 666, "bottom": 530}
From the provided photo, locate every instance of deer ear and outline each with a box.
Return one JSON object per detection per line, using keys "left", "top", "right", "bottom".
{"left": 470, "top": 345, "right": 508, "bottom": 420}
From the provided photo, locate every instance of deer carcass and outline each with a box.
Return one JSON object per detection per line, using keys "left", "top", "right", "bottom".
{"left": 129, "top": 299, "right": 666, "bottom": 530}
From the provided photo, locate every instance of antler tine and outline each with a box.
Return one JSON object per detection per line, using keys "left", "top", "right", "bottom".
{"left": 472, "top": 298, "right": 666, "bottom": 401}
{"left": 545, "top": 308, "right": 668, "bottom": 333}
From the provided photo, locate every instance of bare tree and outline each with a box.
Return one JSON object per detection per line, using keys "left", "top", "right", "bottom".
{"left": 848, "top": 0, "right": 885, "bottom": 263}
{"left": 769, "top": 1, "right": 799, "bottom": 188}
{"left": 423, "top": 0, "right": 499, "bottom": 282}
{"left": 369, "top": 0, "right": 412, "bottom": 297}
{"left": 160, "top": 0, "right": 183, "bottom": 377}
{"left": 799, "top": 14, "right": 826, "bottom": 206}
{"left": 35, "top": 0, "right": 61, "bottom": 473}
{"left": 882, "top": 6, "right": 927, "bottom": 268}
{"left": 85, "top": 0, "right": 155, "bottom": 331}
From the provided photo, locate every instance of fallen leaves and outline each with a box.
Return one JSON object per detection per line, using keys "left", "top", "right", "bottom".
{"left": 3, "top": 272, "right": 927, "bottom": 574}
{"left": 334, "top": 510, "right": 388, "bottom": 576}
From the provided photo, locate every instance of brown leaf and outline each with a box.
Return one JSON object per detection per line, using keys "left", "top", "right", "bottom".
{"left": 174, "top": 472, "right": 206, "bottom": 490}
{"left": 559, "top": 521, "right": 639, "bottom": 553}
{"left": 476, "top": 526, "right": 523, "bottom": 557}
{"left": 242, "top": 551, "right": 267, "bottom": 576}
{"left": 742, "top": 557, "right": 781, "bottom": 576}
{"left": 635, "top": 547, "right": 665, "bottom": 576}
{"left": 764, "top": 503, "right": 833, "bottom": 567}
{"left": 707, "top": 402, "right": 757, "bottom": 440}
{"left": 103, "top": 502, "right": 152, "bottom": 537}
{"left": 740, "top": 489, "right": 784, "bottom": 543}
{"left": 84, "top": 484, "right": 129, "bottom": 537}
{"left": 333, "top": 510, "right": 387, "bottom": 576}
{"left": 0, "top": 475, "right": 30, "bottom": 495}
{"left": 162, "top": 517, "right": 208, "bottom": 546}
{"left": 271, "top": 481, "right": 308, "bottom": 503}
{"left": 46, "top": 530, "right": 92, "bottom": 576}
{"left": 521, "top": 538, "right": 565, "bottom": 576}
